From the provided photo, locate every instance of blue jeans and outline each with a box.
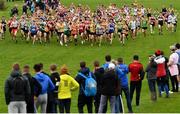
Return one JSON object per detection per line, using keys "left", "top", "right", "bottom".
{"left": 98, "top": 95, "right": 116, "bottom": 113}
{"left": 157, "top": 77, "right": 169, "bottom": 96}
{"left": 115, "top": 96, "right": 122, "bottom": 113}
{"left": 122, "top": 87, "right": 133, "bottom": 113}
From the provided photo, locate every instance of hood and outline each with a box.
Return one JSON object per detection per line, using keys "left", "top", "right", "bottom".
{"left": 79, "top": 67, "right": 90, "bottom": 75}
{"left": 154, "top": 56, "right": 165, "bottom": 64}
{"left": 10, "top": 70, "right": 21, "bottom": 78}
{"left": 36, "top": 73, "right": 46, "bottom": 82}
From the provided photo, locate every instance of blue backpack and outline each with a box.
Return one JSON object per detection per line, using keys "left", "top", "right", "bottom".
{"left": 78, "top": 72, "right": 97, "bottom": 97}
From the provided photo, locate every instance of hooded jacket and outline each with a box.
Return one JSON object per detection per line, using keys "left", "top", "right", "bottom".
{"left": 75, "top": 67, "right": 95, "bottom": 96}
{"left": 34, "top": 72, "right": 55, "bottom": 94}
{"left": 4, "top": 70, "right": 31, "bottom": 105}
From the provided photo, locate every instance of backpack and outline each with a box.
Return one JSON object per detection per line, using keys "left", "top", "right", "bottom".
{"left": 78, "top": 72, "right": 97, "bottom": 97}
{"left": 13, "top": 76, "right": 25, "bottom": 95}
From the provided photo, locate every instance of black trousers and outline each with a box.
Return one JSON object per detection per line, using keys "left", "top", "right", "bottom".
{"left": 170, "top": 75, "right": 179, "bottom": 92}
{"left": 59, "top": 98, "right": 71, "bottom": 113}
{"left": 130, "top": 81, "right": 142, "bottom": 106}
{"left": 78, "top": 94, "right": 93, "bottom": 113}
{"left": 26, "top": 97, "right": 35, "bottom": 113}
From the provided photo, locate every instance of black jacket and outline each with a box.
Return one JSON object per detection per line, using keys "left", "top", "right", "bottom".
{"left": 101, "top": 69, "right": 120, "bottom": 96}
{"left": 4, "top": 71, "right": 31, "bottom": 105}
{"left": 23, "top": 73, "right": 42, "bottom": 97}
{"left": 94, "top": 67, "right": 104, "bottom": 94}
{"left": 50, "top": 72, "right": 60, "bottom": 98}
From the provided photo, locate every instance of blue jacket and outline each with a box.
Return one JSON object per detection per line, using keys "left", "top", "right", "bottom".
{"left": 117, "top": 64, "right": 129, "bottom": 88}
{"left": 34, "top": 72, "right": 55, "bottom": 94}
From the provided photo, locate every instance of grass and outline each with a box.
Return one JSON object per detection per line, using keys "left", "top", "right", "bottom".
{"left": 0, "top": 0, "right": 180, "bottom": 113}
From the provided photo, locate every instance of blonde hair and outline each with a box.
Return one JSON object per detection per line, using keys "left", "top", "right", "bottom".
{"left": 60, "top": 64, "right": 69, "bottom": 75}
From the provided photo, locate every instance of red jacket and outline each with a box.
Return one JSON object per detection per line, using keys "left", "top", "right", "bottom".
{"left": 129, "top": 61, "right": 144, "bottom": 81}
{"left": 154, "top": 56, "right": 166, "bottom": 77}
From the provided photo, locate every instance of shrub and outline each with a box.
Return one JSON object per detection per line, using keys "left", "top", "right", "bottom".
{"left": 0, "top": 0, "right": 5, "bottom": 10}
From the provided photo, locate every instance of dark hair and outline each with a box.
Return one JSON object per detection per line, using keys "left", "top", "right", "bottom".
{"left": 39, "top": 63, "right": 43, "bottom": 70}
{"left": 50, "top": 64, "right": 57, "bottom": 71}
{"left": 80, "top": 61, "right": 86, "bottom": 68}
{"left": 175, "top": 43, "right": 180, "bottom": 49}
{"left": 117, "top": 58, "right": 123, "bottom": 63}
{"left": 105, "top": 55, "right": 111, "bottom": 62}
{"left": 133, "top": 55, "right": 139, "bottom": 60}
{"left": 33, "top": 64, "right": 41, "bottom": 72}
{"left": 94, "top": 60, "right": 100, "bottom": 67}
{"left": 23, "top": 65, "right": 30, "bottom": 69}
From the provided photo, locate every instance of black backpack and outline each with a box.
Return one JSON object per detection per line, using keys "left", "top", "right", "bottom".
{"left": 13, "top": 76, "right": 25, "bottom": 95}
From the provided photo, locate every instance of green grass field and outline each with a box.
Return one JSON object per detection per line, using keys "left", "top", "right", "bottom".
{"left": 0, "top": 0, "right": 180, "bottom": 113}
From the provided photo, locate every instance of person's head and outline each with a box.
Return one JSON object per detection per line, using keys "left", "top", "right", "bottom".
{"left": 155, "top": 50, "right": 162, "bottom": 56}
{"left": 94, "top": 60, "right": 100, "bottom": 67}
{"left": 80, "top": 61, "right": 86, "bottom": 68}
{"left": 105, "top": 55, "right": 111, "bottom": 62}
{"left": 117, "top": 58, "right": 123, "bottom": 64}
{"left": 170, "top": 45, "right": 176, "bottom": 53}
{"left": 12, "top": 63, "right": 20, "bottom": 71}
{"left": 133, "top": 55, "right": 139, "bottom": 61}
{"left": 50, "top": 64, "right": 57, "bottom": 72}
{"left": 39, "top": 63, "right": 43, "bottom": 70}
{"left": 108, "top": 63, "right": 115, "bottom": 70}
{"left": 33, "top": 64, "right": 41, "bottom": 73}
{"left": 175, "top": 43, "right": 180, "bottom": 49}
{"left": 23, "top": 65, "right": 30, "bottom": 73}
{"left": 60, "top": 64, "right": 69, "bottom": 75}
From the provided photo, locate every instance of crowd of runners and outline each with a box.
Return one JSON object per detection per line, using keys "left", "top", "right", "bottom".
{"left": 0, "top": 0, "right": 178, "bottom": 46}
{"left": 4, "top": 43, "right": 180, "bottom": 113}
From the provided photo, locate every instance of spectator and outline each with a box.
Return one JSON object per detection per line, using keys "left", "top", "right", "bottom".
{"left": 93, "top": 61, "right": 105, "bottom": 113}
{"left": 22, "top": 4, "right": 28, "bottom": 14}
{"left": 168, "top": 46, "right": 179, "bottom": 92}
{"left": 145, "top": 55, "right": 157, "bottom": 101}
{"left": 34, "top": 63, "right": 55, "bottom": 113}
{"left": 175, "top": 43, "right": 180, "bottom": 85}
{"left": 102, "top": 55, "right": 111, "bottom": 70}
{"left": 46, "top": 64, "right": 60, "bottom": 113}
{"left": 154, "top": 50, "right": 169, "bottom": 98}
{"left": 58, "top": 65, "right": 79, "bottom": 113}
{"left": 4, "top": 63, "right": 31, "bottom": 113}
{"left": 117, "top": 58, "right": 133, "bottom": 112}
{"left": 75, "top": 61, "right": 95, "bottom": 113}
{"left": 11, "top": 6, "right": 18, "bottom": 17}
{"left": 129, "top": 55, "right": 145, "bottom": 106}
{"left": 22, "top": 65, "right": 42, "bottom": 113}
{"left": 98, "top": 63, "right": 120, "bottom": 113}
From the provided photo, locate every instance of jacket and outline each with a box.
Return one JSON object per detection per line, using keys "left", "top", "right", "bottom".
{"left": 146, "top": 60, "right": 157, "bottom": 80}
{"left": 58, "top": 74, "right": 79, "bottom": 99}
{"left": 101, "top": 69, "right": 120, "bottom": 96}
{"left": 4, "top": 71, "right": 31, "bottom": 105}
{"left": 34, "top": 72, "right": 55, "bottom": 94}
{"left": 117, "top": 64, "right": 129, "bottom": 88}
{"left": 154, "top": 56, "right": 166, "bottom": 77}
{"left": 50, "top": 72, "right": 60, "bottom": 98}
{"left": 23, "top": 73, "right": 42, "bottom": 97}
{"left": 129, "top": 61, "right": 144, "bottom": 81}
{"left": 75, "top": 67, "right": 95, "bottom": 96}
{"left": 93, "top": 67, "right": 105, "bottom": 94}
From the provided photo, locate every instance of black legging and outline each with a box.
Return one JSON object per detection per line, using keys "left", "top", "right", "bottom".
{"left": 59, "top": 99, "right": 71, "bottom": 113}
{"left": 170, "top": 75, "right": 179, "bottom": 92}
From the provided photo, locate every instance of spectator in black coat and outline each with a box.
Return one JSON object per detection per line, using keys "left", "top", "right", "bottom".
{"left": 22, "top": 65, "right": 42, "bottom": 113}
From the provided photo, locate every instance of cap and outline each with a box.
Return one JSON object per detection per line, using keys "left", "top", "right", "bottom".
{"left": 108, "top": 63, "right": 115, "bottom": 69}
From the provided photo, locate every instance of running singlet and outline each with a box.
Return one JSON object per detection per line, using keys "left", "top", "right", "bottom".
{"left": 30, "top": 25, "right": 37, "bottom": 33}
{"left": 108, "top": 23, "right": 115, "bottom": 32}
{"left": 158, "top": 16, "right": 164, "bottom": 25}
{"left": 130, "top": 21, "right": 136, "bottom": 30}
{"left": 142, "top": 20, "right": 147, "bottom": 28}
{"left": 79, "top": 23, "right": 85, "bottom": 33}
{"left": 11, "top": 21, "right": 18, "bottom": 28}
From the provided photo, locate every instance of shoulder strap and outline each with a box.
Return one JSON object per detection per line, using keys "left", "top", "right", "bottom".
{"left": 78, "top": 72, "right": 87, "bottom": 79}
